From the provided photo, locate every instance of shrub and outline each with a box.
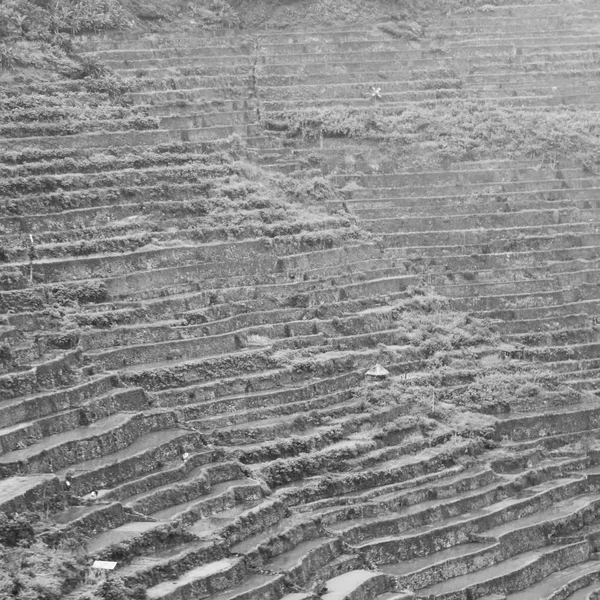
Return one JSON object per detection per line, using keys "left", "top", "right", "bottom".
{"left": 0, "top": 539, "right": 86, "bottom": 599}
{"left": 0, "top": 512, "right": 35, "bottom": 547}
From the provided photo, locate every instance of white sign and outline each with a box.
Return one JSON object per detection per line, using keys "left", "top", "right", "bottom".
{"left": 92, "top": 561, "right": 117, "bottom": 570}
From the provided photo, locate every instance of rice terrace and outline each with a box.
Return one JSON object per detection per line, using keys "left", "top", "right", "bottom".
{"left": 3, "top": 0, "right": 600, "bottom": 598}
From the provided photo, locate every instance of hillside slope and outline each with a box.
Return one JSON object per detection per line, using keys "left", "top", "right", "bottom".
{"left": 3, "top": 1, "right": 600, "bottom": 600}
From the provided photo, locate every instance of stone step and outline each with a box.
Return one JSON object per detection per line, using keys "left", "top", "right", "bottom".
{"left": 303, "top": 455, "right": 584, "bottom": 519}
{"left": 84, "top": 29, "right": 391, "bottom": 51}
{"left": 351, "top": 198, "right": 600, "bottom": 219}
{"left": 259, "top": 90, "right": 600, "bottom": 119}
{"left": 334, "top": 167, "right": 590, "bottom": 190}
{"left": 0, "top": 146, "right": 224, "bottom": 179}
{"left": 48, "top": 501, "right": 153, "bottom": 545}
{"left": 111, "top": 49, "right": 419, "bottom": 71}
{"left": 328, "top": 474, "right": 515, "bottom": 543}
{"left": 251, "top": 437, "right": 380, "bottom": 487}
{"left": 86, "top": 520, "right": 166, "bottom": 555}
{"left": 298, "top": 466, "right": 492, "bottom": 531}
{"left": 428, "top": 12, "right": 597, "bottom": 32}
{"left": 268, "top": 96, "right": 600, "bottom": 123}
{"left": 160, "top": 109, "right": 256, "bottom": 130}
{"left": 148, "top": 477, "right": 264, "bottom": 523}
{"left": 0, "top": 348, "right": 83, "bottom": 401}
{"left": 197, "top": 400, "right": 366, "bottom": 446}
{"left": 347, "top": 476, "right": 584, "bottom": 560}
{"left": 372, "top": 593, "right": 413, "bottom": 600}
{"left": 0, "top": 473, "right": 62, "bottom": 513}
{"left": 565, "top": 377, "right": 600, "bottom": 392}
{"left": 233, "top": 406, "right": 377, "bottom": 463}
{"left": 341, "top": 184, "right": 599, "bottom": 203}
{"left": 1, "top": 234, "right": 371, "bottom": 296}
{"left": 0, "top": 115, "right": 159, "bottom": 141}
{"left": 406, "top": 249, "right": 600, "bottom": 275}
{"left": 93, "top": 242, "right": 385, "bottom": 304}
{"left": 508, "top": 325, "right": 600, "bottom": 348}
{"left": 381, "top": 541, "right": 497, "bottom": 592}
{"left": 493, "top": 314, "right": 590, "bottom": 335}
{"left": 186, "top": 496, "right": 286, "bottom": 545}
{"left": 130, "top": 85, "right": 251, "bottom": 103}
{"left": 5, "top": 231, "right": 166, "bottom": 265}
{"left": 118, "top": 347, "right": 279, "bottom": 391}
{"left": 123, "top": 504, "right": 312, "bottom": 591}
{"left": 320, "top": 570, "right": 394, "bottom": 600}
{"left": 256, "top": 64, "right": 600, "bottom": 91}
{"left": 495, "top": 404, "right": 600, "bottom": 443}
{"left": 417, "top": 542, "right": 591, "bottom": 599}
{"left": 477, "top": 296, "right": 600, "bottom": 322}
{"left": 2, "top": 224, "right": 159, "bottom": 262}
{"left": 257, "top": 53, "right": 600, "bottom": 78}
{"left": 551, "top": 579, "right": 600, "bottom": 600}
{"left": 273, "top": 438, "right": 476, "bottom": 502}
{"left": 0, "top": 372, "right": 115, "bottom": 430}
{"left": 0, "top": 386, "right": 147, "bottom": 455}
{"left": 337, "top": 180, "right": 597, "bottom": 202}
{"left": 528, "top": 340, "right": 600, "bottom": 362}
{"left": 195, "top": 572, "right": 285, "bottom": 600}
{"left": 266, "top": 152, "right": 541, "bottom": 172}
{"left": 85, "top": 328, "right": 271, "bottom": 371}
{"left": 121, "top": 460, "right": 244, "bottom": 515}
{"left": 100, "top": 253, "right": 399, "bottom": 303}
{"left": 385, "top": 226, "right": 600, "bottom": 252}
{"left": 349, "top": 195, "right": 600, "bottom": 218}
{"left": 108, "top": 286, "right": 405, "bottom": 338}
{"left": 0, "top": 123, "right": 262, "bottom": 152}
{"left": 221, "top": 44, "right": 600, "bottom": 73}
{"left": 267, "top": 535, "right": 343, "bottom": 587}
{"left": 0, "top": 180, "right": 225, "bottom": 217}
{"left": 450, "top": 281, "right": 600, "bottom": 314}
{"left": 53, "top": 427, "right": 200, "bottom": 496}
{"left": 184, "top": 387, "right": 355, "bottom": 430}
{"left": 425, "top": 260, "right": 600, "bottom": 287}
{"left": 482, "top": 491, "right": 600, "bottom": 543}
{"left": 438, "top": 277, "right": 577, "bottom": 300}
{"left": 78, "top": 282, "right": 399, "bottom": 354}
{"left": 155, "top": 368, "right": 361, "bottom": 414}
{"left": 258, "top": 79, "right": 600, "bottom": 104}
{"left": 279, "top": 594, "right": 313, "bottom": 600}
{"left": 0, "top": 410, "right": 180, "bottom": 478}
{"left": 260, "top": 78, "right": 600, "bottom": 104}
{"left": 95, "top": 450, "right": 228, "bottom": 504}
{"left": 0, "top": 162, "right": 234, "bottom": 199}
{"left": 102, "top": 38, "right": 425, "bottom": 62}
{"left": 547, "top": 358, "right": 600, "bottom": 377}
{"left": 364, "top": 206, "right": 590, "bottom": 234}
{"left": 330, "top": 465, "right": 499, "bottom": 513}
{"left": 144, "top": 556, "right": 248, "bottom": 600}
{"left": 115, "top": 537, "right": 229, "bottom": 588}
{"left": 82, "top": 304, "right": 409, "bottom": 374}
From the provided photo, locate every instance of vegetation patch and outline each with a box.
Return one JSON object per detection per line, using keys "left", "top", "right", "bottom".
{"left": 0, "top": 511, "right": 88, "bottom": 600}
{"left": 264, "top": 101, "right": 600, "bottom": 169}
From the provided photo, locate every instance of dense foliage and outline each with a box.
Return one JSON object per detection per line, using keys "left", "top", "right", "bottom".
{"left": 264, "top": 101, "right": 600, "bottom": 168}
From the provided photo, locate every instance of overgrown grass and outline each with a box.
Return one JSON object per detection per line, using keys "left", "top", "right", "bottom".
{"left": 265, "top": 100, "right": 600, "bottom": 168}
{"left": 0, "top": 511, "right": 88, "bottom": 600}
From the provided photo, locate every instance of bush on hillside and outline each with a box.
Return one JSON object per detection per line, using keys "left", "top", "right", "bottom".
{"left": 0, "top": 512, "right": 35, "bottom": 547}
{"left": 266, "top": 100, "right": 600, "bottom": 168}
{"left": 0, "top": 0, "right": 130, "bottom": 41}
{"left": 0, "top": 540, "right": 87, "bottom": 599}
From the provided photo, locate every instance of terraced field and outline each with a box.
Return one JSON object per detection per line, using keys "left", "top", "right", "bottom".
{"left": 3, "top": 1, "right": 600, "bottom": 599}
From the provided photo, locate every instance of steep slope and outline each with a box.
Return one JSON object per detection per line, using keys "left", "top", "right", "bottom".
{"left": 3, "top": 1, "right": 600, "bottom": 600}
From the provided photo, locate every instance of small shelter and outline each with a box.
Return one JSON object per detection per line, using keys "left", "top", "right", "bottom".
{"left": 365, "top": 364, "right": 389, "bottom": 380}
{"left": 499, "top": 343, "right": 524, "bottom": 361}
